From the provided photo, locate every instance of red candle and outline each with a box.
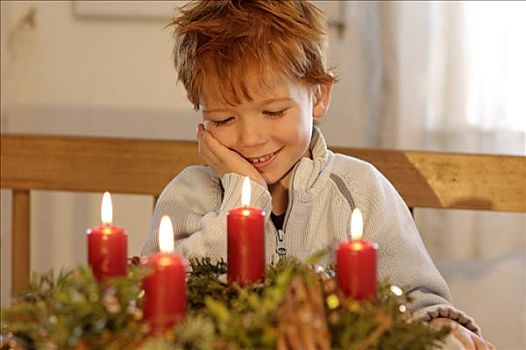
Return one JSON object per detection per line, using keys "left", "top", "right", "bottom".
{"left": 143, "top": 216, "right": 186, "bottom": 335}
{"left": 336, "top": 209, "right": 378, "bottom": 300}
{"left": 227, "top": 177, "right": 265, "bottom": 285}
{"left": 87, "top": 192, "right": 127, "bottom": 281}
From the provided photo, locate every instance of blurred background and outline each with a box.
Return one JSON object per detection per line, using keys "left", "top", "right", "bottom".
{"left": 1, "top": 2, "right": 525, "bottom": 348}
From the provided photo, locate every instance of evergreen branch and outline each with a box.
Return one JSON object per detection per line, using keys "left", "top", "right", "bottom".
{"left": 2, "top": 257, "right": 450, "bottom": 350}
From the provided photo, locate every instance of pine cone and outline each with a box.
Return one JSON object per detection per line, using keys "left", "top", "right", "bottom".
{"left": 129, "top": 256, "right": 142, "bottom": 266}
{"left": 74, "top": 339, "right": 89, "bottom": 350}
{"left": 0, "top": 334, "right": 32, "bottom": 350}
{"left": 277, "top": 273, "right": 331, "bottom": 350}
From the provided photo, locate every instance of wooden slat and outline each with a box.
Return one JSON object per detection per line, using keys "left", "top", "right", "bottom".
{"left": 1, "top": 134, "right": 525, "bottom": 212}
{"left": 12, "top": 190, "right": 30, "bottom": 295}
{"left": 332, "top": 147, "right": 526, "bottom": 213}
{"left": 1, "top": 134, "right": 202, "bottom": 196}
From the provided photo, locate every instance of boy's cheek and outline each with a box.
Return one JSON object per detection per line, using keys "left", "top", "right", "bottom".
{"left": 207, "top": 128, "right": 235, "bottom": 148}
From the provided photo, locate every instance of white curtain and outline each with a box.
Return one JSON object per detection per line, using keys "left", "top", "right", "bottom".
{"left": 386, "top": 2, "right": 526, "bottom": 256}
{"left": 335, "top": 2, "right": 525, "bottom": 348}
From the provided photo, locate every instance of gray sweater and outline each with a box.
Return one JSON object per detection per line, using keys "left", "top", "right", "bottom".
{"left": 140, "top": 127, "right": 479, "bottom": 333}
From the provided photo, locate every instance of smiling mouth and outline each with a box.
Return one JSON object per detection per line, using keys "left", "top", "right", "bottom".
{"left": 245, "top": 149, "right": 281, "bottom": 164}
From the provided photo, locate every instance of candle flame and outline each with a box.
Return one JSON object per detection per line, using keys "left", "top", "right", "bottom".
{"left": 350, "top": 208, "right": 363, "bottom": 240}
{"left": 101, "top": 192, "right": 113, "bottom": 225}
{"left": 159, "top": 215, "right": 175, "bottom": 253}
{"left": 241, "top": 176, "right": 251, "bottom": 207}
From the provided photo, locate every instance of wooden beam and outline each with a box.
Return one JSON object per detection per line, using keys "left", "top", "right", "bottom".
{"left": 1, "top": 134, "right": 525, "bottom": 212}
{"left": 12, "top": 190, "right": 30, "bottom": 295}
{"left": 1, "top": 134, "right": 202, "bottom": 196}
{"left": 331, "top": 147, "right": 526, "bottom": 213}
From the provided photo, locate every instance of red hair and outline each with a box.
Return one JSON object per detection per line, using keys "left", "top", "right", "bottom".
{"left": 169, "top": 0, "right": 336, "bottom": 109}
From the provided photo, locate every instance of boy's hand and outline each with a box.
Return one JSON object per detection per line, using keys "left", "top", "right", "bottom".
{"left": 430, "top": 318, "right": 495, "bottom": 350}
{"left": 197, "top": 124, "right": 267, "bottom": 188}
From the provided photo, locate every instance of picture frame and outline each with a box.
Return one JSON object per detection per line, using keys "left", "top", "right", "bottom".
{"left": 73, "top": 1, "right": 186, "bottom": 21}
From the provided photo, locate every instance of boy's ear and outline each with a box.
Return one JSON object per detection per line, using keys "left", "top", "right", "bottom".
{"left": 312, "top": 80, "right": 334, "bottom": 120}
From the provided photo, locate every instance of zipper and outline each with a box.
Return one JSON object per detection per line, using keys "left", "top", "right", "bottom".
{"left": 274, "top": 168, "right": 297, "bottom": 257}
{"left": 276, "top": 229, "right": 286, "bottom": 256}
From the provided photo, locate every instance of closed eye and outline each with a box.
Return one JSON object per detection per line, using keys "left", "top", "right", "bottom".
{"left": 263, "top": 108, "right": 289, "bottom": 118}
{"left": 210, "top": 117, "right": 234, "bottom": 126}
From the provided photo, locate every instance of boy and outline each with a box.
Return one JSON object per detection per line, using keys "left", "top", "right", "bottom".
{"left": 141, "top": 1, "right": 493, "bottom": 348}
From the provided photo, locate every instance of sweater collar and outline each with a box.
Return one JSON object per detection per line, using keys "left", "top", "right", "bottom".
{"left": 289, "top": 126, "right": 331, "bottom": 199}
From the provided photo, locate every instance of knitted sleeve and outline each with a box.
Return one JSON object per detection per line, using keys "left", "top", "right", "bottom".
{"left": 345, "top": 160, "right": 481, "bottom": 335}
{"left": 139, "top": 166, "right": 272, "bottom": 262}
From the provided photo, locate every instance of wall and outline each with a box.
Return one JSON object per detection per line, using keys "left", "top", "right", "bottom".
{"left": 1, "top": 1, "right": 195, "bottom": 308}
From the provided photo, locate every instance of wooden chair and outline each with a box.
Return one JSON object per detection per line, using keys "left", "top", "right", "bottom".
{"left": 2, "top": 134, "right": 525, "bottom": 295}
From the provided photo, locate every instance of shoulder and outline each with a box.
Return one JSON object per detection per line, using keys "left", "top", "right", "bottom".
{"left": 330, "top": 152, "right": 387, "bottom": 185}
{"left": 169, "top": 165, "right": 219, "bottom": 187}
{"left": 327, "top": 152, "right": 415, "bottom": 242}
{"left": 328, "top": 151, "right": 402, "bottom": 207}
{"left": 157, "top": 165, "right": 221, "bottom": 206}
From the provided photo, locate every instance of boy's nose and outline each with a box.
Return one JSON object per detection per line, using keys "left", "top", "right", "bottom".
{"left": 238, "top": 121, "right": 267, "bottom": 147}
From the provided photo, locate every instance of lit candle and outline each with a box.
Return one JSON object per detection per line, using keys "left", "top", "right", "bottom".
{"left": 336, "top": 208, "right": 378, "bottom": 300}
{"left": 227, "top": 177, "right": 265, "bottom": 285}
{"left": 87, "top": 192, "right": 128, "bottom": 281}
{"left": 142, "top": 216, "right": 186, "bottom": 335}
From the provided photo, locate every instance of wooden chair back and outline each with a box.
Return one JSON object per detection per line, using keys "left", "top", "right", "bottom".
{"left": 2, "top": 134, "right": 525, "bottom": 295}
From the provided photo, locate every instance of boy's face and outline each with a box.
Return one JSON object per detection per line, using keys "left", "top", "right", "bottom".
{"left": 199, "top": 73, "right": 332, "bottom": 186}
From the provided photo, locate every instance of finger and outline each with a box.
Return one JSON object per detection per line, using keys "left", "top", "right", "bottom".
{"left": 196, "top": 124, "right": 209, "bottom": 160}
{"left": 200, "top": 129, "right": 253, "bottom": 174}
{"left": 454, "top": 329, "right": 476, "bottom": 350}
{"left": 200, "top": 127, "right": 229, "bottom": 161}
{"left": 197, "top": 124, "right": 222, "bottom": 166}
{"left": 196, "top": 123, "right": 205, "bottom": 154}
{"left": 472, "top": 335, "right": 489, "bottom": 350}
{"left": 197, "top": 127, "right": 222, "bottom": 164}
{"left": 197, "top": 125, "right": 267, "bottom": 186}
{"left": 196, "top": 123, "right": 204, "bottom": 136}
